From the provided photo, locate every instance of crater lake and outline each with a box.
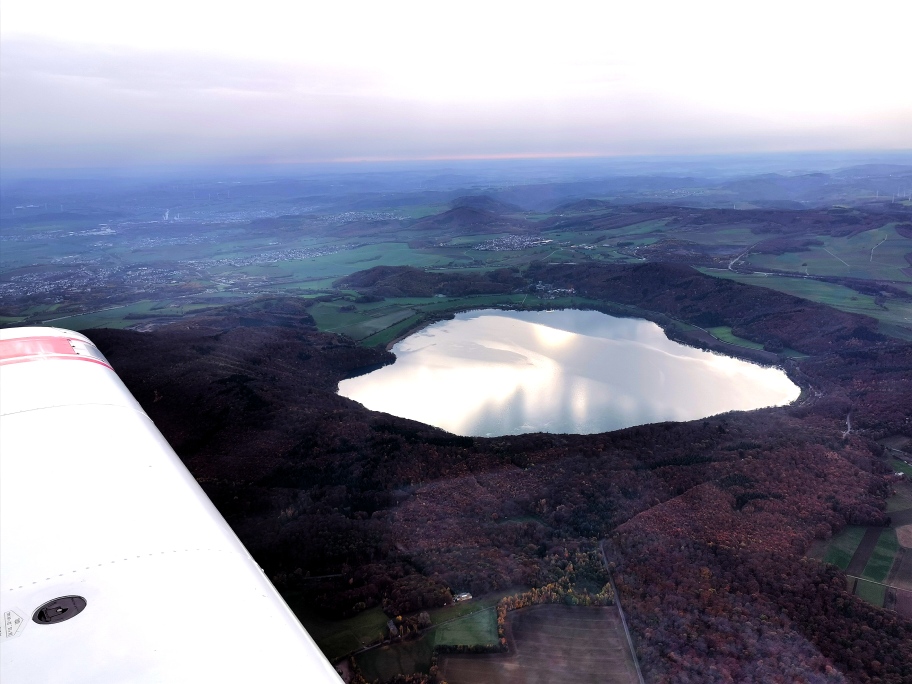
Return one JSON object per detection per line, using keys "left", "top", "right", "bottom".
{"left": 338, "top": 309, "right": 800, "bottom": 437}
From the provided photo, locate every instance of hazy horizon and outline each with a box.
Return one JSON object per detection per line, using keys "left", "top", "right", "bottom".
{"left": 2, "top": 1, "right": 911, "bottom": 171}
{"left": 3, "top": 149, "right": 912, "bottom": 188}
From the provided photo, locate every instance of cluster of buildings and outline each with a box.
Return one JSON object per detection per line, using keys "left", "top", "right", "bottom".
{"left": 473, "top": 236, "right": 553, "bottom": 251}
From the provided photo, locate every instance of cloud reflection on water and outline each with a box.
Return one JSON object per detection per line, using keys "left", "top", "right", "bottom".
{"left": 338, "top": 310, "right": 800, "bottom": 437}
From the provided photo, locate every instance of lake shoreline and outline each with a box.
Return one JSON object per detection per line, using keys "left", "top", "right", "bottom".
{"left": 343, "top": 308, "right": 800, "bottom": 437}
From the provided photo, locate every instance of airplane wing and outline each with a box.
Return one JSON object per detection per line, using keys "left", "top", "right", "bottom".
{"left": 0, "top": 327, "right": 343, "bottom": 682}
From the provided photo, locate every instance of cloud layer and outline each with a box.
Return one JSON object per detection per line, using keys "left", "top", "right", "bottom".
{"left": 2, "top": 1, "right": 910, "bottom": 168}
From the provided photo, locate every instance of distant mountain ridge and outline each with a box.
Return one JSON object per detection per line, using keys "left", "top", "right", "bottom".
{"left": 408, "top": 205, "right": 529, "bottom": 234}
{"left": 449, "top": 194, "right": 524, "bottom": 214}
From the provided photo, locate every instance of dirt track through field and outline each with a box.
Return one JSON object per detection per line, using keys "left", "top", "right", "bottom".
{"left": 846, "top": 528, "right": 883, "bottom": 576}
{"left": 439, "top": 604, "right": 639, "bottom": 684}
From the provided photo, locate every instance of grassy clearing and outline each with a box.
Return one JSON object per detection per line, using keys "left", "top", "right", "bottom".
{"left": 316, "top": 293, "right": 609, "bottom": 348}
{"left": 427, "top": 595, "right": 505, "bottom": 626}
{"left": 891, "top": 459, "right": 912, "bottom": 478}
{"left": 28, "top": 305, "right": 104, "bottom": 328}
{"left": 283, "top": 277, "right": 343, "bottom": 290}
{"left": 862, "top": 529, "right": 899, "bottom": 583}
{"left": 357, "top": 635, "right": 435, "bottom": 681}
{"left": 676, "top": 225, "right": 758, "bottom": 247}
{"left": 307, "top": 302, "right": 374, "bottom": 331}
{"left": 293, "top": 594, "right": 500, "bottom": 666}
{"left": 360, "top": 314, "right": 425, "bottom": 348}
{"left": 338, "top": 308, "right": 417, "bottom": 340}
{"left": 706, "top": 326, "right": 766, "bottom": 350}
{"left": 812, "top": 525, "right": 866, "bottom": 569}
{"left": 887, "top": 483, "right": 912, "bottom": 513}
{"left": 15, "top": 289, "right": 257, "bottom": 331}
{"left": 704, "top": 323, "right": 807, "bottom": 357}
{"left": 38, "top": 299, "right": 216, "bottom": 330}
{"left": 294, "top": 605, "right": 390, "bottom": 663}
{"left": 855, "top": 578, "right": 887, "bottom": 607}
{"left": 700, "top": 269, "right": 912, "bottom": 336}
{"left": 602, "top": 218, "right": 670, "bottom": 236}
{"left": 276, "top": 242, "right": 453, "bottom": 284}
{"left": 352, "top": 592, "right": 513, "bottom": 677}
{"left": 814, "top": 487, "right": 911, "bottom": 610}
{"left": 355, "top": 609, "right": 498, "bottom": 679}
{"left": 439, "top": 605, "right": 639, "bottom": 684}
{"left": 741, "top": 224, "right": 911, "bottom": 282}
{"left": 434, "top": 609, "right": 498, "bottom": 646}
{"left": 39, "top": 305, "right": 142, "bottom": 329}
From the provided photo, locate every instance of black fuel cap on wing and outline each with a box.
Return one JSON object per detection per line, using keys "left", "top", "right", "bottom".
{"left": 32, "top": 596, "right": 87, "bottom": 625}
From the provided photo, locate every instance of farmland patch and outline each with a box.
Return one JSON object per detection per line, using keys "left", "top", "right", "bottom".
{"left": 438, "top": 604, "right": 639, "bottom": 684}
{"left": 863, "top": 529, "right": 899, "bottom": 583}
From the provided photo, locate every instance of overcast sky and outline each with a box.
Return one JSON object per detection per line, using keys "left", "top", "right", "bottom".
{"left": 1, "top": 0, "right": 910, "bottom": 170}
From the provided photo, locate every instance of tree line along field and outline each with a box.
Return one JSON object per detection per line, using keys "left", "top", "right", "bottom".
{"left": 438, "top": 604, "right": 639, "bottom": 684}
{"left": 808, "top": 480, "right": 912, "bottom": 616}
{"left": 306, "top": 293, "right": 607, "bottom": 347}
{"left": 700, "top": 271, "right": 912, "bottom": 341}
{"left": 289, "top": 589, "right": 507, "bottom": 665}
{"left": 354, "top": 602, "right": 639, "bottom": 684}
{"left": 355, "top": 608, "right": 499, "bottom": 682}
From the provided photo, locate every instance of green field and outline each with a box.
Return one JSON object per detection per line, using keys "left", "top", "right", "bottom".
{"left": 811, "top": 482, "right": 912, "bottom": 612}
{"left": 307, "top": 293, "right": 607, "bottom": 348}
{"left": 811, "top": 502, "right": 904, "bottom": 572}
{"left": 36, "top": 298, "right": 237, "bottom": 330}
{"left": 703, "top": 324, "right": 805, "bottom": 357}
{"left": 355, "top": 608, "right": 498, "bottom": 680}
{"left": 294, "top": 605, "right": 391, "bottom": 663}
{"left": 701, "top": 270, "right": 912, "bottom": 339}
{"left": 427, "top": 595, "right": 507, "bottom": 625}
{"left": 218, "top": 242, "right": 457, "bottom": 287}
{"left": 706, "top": 325, "right": 767, "bottom": 351}
{"left": 338, "top": 308, "right": 416, "bottom": 339}
{"left": 855, "top": 578, "right": 887, "bottom": 607}
{"left": 357, "top": 635, "right": 435, "bottom": 681}
{"left": 673, "top": 225, "right": 757, "bottom": 248}
{"left": 891, "top": 459, "right": 912, "bottom": 478}
{"left": 742, "top": 224, "right": 911, "bottom": 283}
{"left": 292, "top": 590, "right": 506, "bottom": 666}
{"left": 862, "top": 529, "right": 899, "bottom": 583}
{"left": 360, "top": 313, "right": 425, "bottom": 347}
{"left": 438, "top": 605, "right": 639, "bottom": 684}
{"left": 887, "top": 481, "right": 912, "bottom": 512}
{"left": 812, "top": 525, "right": 866, "bottom": 570}
{"left": 434, "top": 609, "right": 498, "bottom": 646}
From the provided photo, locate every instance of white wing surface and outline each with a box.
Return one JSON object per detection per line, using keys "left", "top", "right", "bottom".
{"left": 0, "top": 327, "right": 342, "bottom": 683}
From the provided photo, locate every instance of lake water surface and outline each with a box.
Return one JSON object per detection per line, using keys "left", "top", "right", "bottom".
{"left": 338, "top": 309, "right": 800, "bottom": 437}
